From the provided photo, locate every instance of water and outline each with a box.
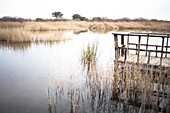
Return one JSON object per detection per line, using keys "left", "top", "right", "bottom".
{"left": 0, "top": 30, "right": 116, "bottom": 113}
{"left": 0, "top": 30, "right": 169, "bottom": 113}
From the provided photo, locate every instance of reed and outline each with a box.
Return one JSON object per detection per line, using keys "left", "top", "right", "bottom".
{"left": 0, "top": 21, "right": 170, "bottom": 42}
{"left": 81, "top": 42, "right": 98, "bottom": 63}
{"left": 113, "top": 21, "right": 170, "bottom": 31}
{"left": 0, "top": 21, "right": 90, "bottom": 31}
{"left": 0, "top": 28, "right": 33, "bottom": 42}
{"left": 0, "top": 27, "right": 69, "bottom": 42}
{"left": 47, "top": 59, "right": 169, "bottom": 112}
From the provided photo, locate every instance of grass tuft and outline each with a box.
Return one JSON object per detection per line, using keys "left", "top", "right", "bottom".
{"left": 81, "top": 42, "right": 98, "bottom": 63}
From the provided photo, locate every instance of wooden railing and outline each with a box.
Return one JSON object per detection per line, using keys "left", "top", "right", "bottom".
{"left": 113, "top": 32, "right": 170, "bottom": 66}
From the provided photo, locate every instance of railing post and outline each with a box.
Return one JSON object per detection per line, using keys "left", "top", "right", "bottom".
{"left": 121, "top": 35, "right": 124, "bottom": 56}
{"left": 156, "top": 46, "right": 158, "bottom": 57}
{"left": 146, "top": 34, "right": 149, "bottom": 56}
{"left": 136, "top": 44, "right": 138, "bottom": 55}
{"left": 125, "top": 49, "right": 127, "bottom": 61}
{"left": 114, "top": 34, "right": 118, "bottom": 60}
{"left": 147, "top": 51, "right": 151, "bottom": 64}
{"left": 165, "top": 35, "right": 169, "bottom": 58}
{"left": 127, "top": 34, "right": 129, "bottom": 54}
{"left": 160, "top": 37, "right": 164, "bottom": 66}
{"left": 137, "top": 36, "right": 141, "bottom": 63}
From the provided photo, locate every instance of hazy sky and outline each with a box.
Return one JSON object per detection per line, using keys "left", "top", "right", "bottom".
{"left": 0, "top": 0, "right": 170, "bottom": 20}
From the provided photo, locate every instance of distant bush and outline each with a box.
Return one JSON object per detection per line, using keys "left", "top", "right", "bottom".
{"left": 0, "top": 16, "right": 169, "bottom": 22}
{"left": 72, "top": 14, "right": 88, "bottom": 21}
{"left": 0, "top": 16, "right": 25, "bottom": 22}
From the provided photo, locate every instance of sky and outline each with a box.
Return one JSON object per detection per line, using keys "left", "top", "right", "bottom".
{"left": 0, "top": 0, "right": 170, "bottom": 20}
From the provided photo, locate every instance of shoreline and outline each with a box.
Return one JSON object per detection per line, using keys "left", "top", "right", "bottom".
{"left": 0, "top": 21, "right": 170, "bottom": 42}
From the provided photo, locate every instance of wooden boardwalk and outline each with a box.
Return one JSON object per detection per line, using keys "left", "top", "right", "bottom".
{"left": 112, "top": 32, "right": 170, "bottom": 113}
{"left": 113, "top": 32, "right": 170, "bottom": 67}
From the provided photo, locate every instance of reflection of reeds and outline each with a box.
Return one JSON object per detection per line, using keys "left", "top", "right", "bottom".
{"left": 112, "top": 61, "right": 169, "bottom": 112}
{"left": 0, "top": 38, "right": 69, "bottom": 52}
{"left": 0, "top": 41, "right": 31, "bottom": 51}
{"left": 47, "top": 60, "right": 169, "bottom": 113}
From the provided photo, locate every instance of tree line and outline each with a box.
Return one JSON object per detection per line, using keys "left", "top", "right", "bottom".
{"left": 0, "top": 11, "right": 169, "bottom": 22}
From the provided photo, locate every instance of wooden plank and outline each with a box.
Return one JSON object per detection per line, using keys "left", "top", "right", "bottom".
{"left": 117, "top": 47, "right": 170, "bottom": 54}
{"left": 130, "top": 32, "right": 170, "bottom": 36}
{"left": 147, "top": 51, "right": 151, "bottom": 64}
{"left": 146, "top": 34, "right": 149, "bottom": 56}
{"left": 160, "top": 37, "right": 165, "bottom": 66}
{"left": 165, "top": 35, "right": 169, "bottom": 58}
{"left": 121, "top": 35, "right": 124, "bottom": 56}
{"left": 112, "top": 33, "right": 170, "bottom": 38}
{"left": 115, "top": 60, "right": 170, "bottom": 71}
{"left": 156, "top": 46, "right": 158, "bottom": 57}
{"left": 125, "top": 49, "right": 127, "bottom": 61}
{"left": 127, "top": 34, "right": 129, "bottom": 54}
{"left": 118, "top": 48, "right": 120, "bottom": 57}
{"left": 128, "top": 43, "right": 170, "bottom": 48}
{"left": 137, "top": 36, "right": 141, "bottom": 63}
{"left": 114, "top": 34, "right": 118, "bottom": 60}
{"left": 136, "top": 44, "right": 138, "bottom": 55}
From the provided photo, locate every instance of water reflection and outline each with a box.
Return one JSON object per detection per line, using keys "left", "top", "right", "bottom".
{"left": 0, "top": 42, "right": 32, "bottom": 51}
{"left": 31, "top": 30, "right": 70, "bottom": 42}
{"left": 0, "top": 30, "right": 169, "bottom": 113}
{"left": 73, "top": 29, "right": 88, "bottom": 34}
{"left": 47, "top": 60, "right": 169, "bottom": 113}
{"left": 0, "top": 39, "right": 71, "bottom": 52}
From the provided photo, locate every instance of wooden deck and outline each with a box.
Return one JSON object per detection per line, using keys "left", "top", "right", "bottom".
{"left": 113, "top": 32, "right": 170, "bottom": 67}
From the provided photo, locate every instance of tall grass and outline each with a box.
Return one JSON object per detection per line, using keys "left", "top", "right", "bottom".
{"left": 0, "top": 21, "right": 170, "bottom": 42}
{"left": 0, "top": 21, "right": 88, "bottom": 42}
{"left": 0, "top": 21, "right": 90, "bottom": 31}
{"left": 81, "top": 42, "right": 98, "bottom": 63}
{"left": 0, "top": 28, "right": 69, "bottom": 42}
{"left": 0, "top": 28, "right": 33, "bottom": 42}
{"left": 113, "top": 21, "right": 170, "bottom": 31}
{"left": 0, "top": 21, "right": 90, "bottom": 42}
{"left": 46, "top": 59, "right": 169, "bottom": 113}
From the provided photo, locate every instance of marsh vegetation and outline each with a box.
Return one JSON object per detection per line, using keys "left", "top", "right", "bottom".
{"left": 0, "top": 21, "right": 170, "bottom": 42}
{"left": 0, "top": 21, "right": 169, "bottom": 113}
{"left": 46, "top": 52, "right": 169, "bottom": 113}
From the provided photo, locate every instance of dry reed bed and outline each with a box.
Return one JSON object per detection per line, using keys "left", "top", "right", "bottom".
{"left": 47, "top": 60, "right": 169, "bottom": 113}
{"left": 0, "top": 21, "right": 90, "bottom": 31}
{"left": 113, "top": 21, "right": 170, "bottom": 31}
{"left": 0, "top": 28, "right": 69, "bottom": 42}
{"left": 0, "top": 21, "right": 90, "bottom": 42}
{"left": 0, "top": 21, "right": 170, "bottom": 42}
{"left": 0, "top": 21, "right": 170, "bottom": 31}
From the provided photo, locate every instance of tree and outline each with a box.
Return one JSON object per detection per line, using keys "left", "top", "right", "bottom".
{"left": 72, "top": 14, "right": 88, "bottom": 21}
{"left": 72, "top": 14, "right": 81, "bottom": 20}
{"left": 52, "top": 12, "right": 63, "bottom": 19}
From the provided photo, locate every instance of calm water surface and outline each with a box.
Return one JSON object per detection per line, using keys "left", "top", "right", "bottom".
{"left": 0, "top": 31, "right": 116, "bottom": 113}
{"left": 0, "top": 30, "right": 169, "bottom": 113}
